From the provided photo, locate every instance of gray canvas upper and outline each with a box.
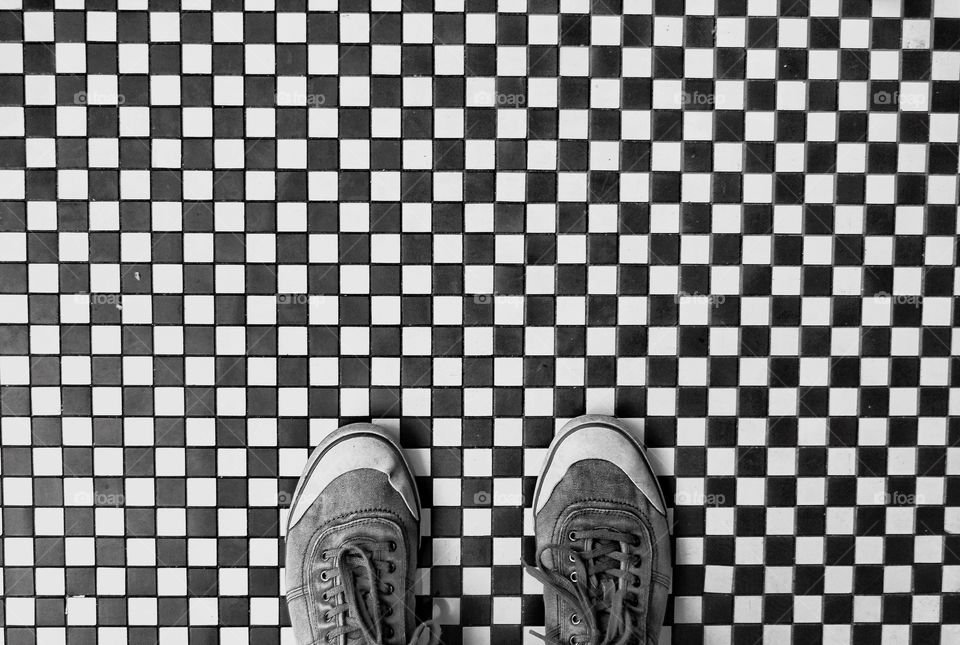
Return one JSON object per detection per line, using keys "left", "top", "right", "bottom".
{"left": 284, "top": 425, "right": 429, "bottom": 645}
{"left": 528, "top": 417, "right": 671, "bottom": 645}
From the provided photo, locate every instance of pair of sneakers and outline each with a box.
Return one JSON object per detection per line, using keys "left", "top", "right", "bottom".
{"left": 285, "top": 415, "right": 671, "bottom": 645}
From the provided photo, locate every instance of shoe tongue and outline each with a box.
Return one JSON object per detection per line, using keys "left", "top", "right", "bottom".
{"left": 329, "top": 543, "right": 387, "bottom": 642}
{"left": 334, "top": 537, "right": 385, "bottom": 567}
{"left": 340, "top": 588, "right": 383, "bottom": 644}
{"left": 599, "top": 576, "right": 617, "bottom": 596}
{"left": 589, "top": 575, "right": 637, "bottom": 645}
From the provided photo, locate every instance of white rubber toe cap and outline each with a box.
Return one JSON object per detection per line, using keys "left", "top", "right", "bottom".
{"left": 534, "top": 418, "right": 666, "bottom": 516}
{"left": 288, "top": 427, "right": 420, "bottom": 531}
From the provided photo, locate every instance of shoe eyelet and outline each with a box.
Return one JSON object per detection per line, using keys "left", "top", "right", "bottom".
{"left": 570, "top": 613, "right": 581, "bottom": 625}
{"left": 389, "top": 541, "right": 397, "bottom": 552}
{"left": 323, "top": 611, "right": 330, "bottom": 622}
{"left": 385, "top": 583, "right": 394, "bottom": 594}
{"left": 568, "top": 531, "right": 577, "bottom": 541}
{"left": 388, "top": 563, "right": 396, "bottom": 573}
{"left": 386, "top": 627, "right": 395, "bottom": 637}
{"left": 567, "top": 554, "right": 576, "bottom": 563}
{"left": 569, "top": 571, "right": 578, "bottom": 583}
{"left": 386, "top": 607, "right": 394, "bottom": 616}
{"left": 321, "top": 592, "right": 328, "bottom": 601}
{"left": 320, "top": 570, "right": 329, "bottom": 582}
{"left": 569, "top": 636, "right": 579, "bottom": 645}
{"left": 321, "top": 551, "right": 329, "bottom": 561}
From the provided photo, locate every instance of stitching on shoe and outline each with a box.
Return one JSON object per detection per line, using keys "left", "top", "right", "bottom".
{"left": 651, "top": 572, "right": 671, "bottom": 587}
{"left": 286, "top": 585, "right": 308, "bottom": 600}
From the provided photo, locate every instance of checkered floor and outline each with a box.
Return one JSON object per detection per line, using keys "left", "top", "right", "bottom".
{"left": 1, "top": 0, "right": 959, "bottom": 644}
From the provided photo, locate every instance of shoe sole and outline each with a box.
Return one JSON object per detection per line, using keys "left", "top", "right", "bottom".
{"left": 532, "top": 414, "right": 668, "bottom": 515}
{"left": 285, "top": 422, "right": 423, "bottom": 535}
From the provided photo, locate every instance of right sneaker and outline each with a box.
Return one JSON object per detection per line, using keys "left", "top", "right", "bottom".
{"left": 284, "top": 423, "right": 439, "bottom": 645}
{"left": 526, "top": 415, "right": 671, "bottom": 645}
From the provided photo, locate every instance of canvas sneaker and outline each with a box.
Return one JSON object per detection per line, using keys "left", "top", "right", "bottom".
{"left": 526, "top": 415, "right": 671, "bottom": 645}
{"left": 285, "top": 423, "right": 438, "bottom": 645}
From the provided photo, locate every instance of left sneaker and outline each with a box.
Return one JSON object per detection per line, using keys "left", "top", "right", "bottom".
{"left": 526, "top": 415, "right": 671, "bottom": 645}
{"left": 284, "top": 423, "right": 438, "bottom": 645}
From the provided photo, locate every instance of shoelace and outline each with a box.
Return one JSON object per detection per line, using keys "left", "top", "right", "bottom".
{"left": 524, "top": 528, "right": 645, "bottom": 645}
{"left": 317, "top": 541, "right": 440, "bottom": 645}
